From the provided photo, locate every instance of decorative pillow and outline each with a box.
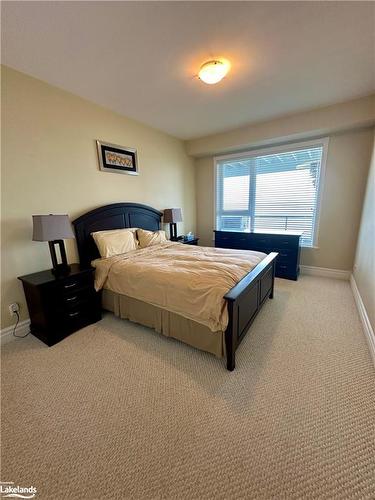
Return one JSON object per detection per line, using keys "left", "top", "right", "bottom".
{"left": 137, "top": 229, "right": 167, "bottom": 248}
{"left": 91, "top": 228, "right": 138, "bottom": 258}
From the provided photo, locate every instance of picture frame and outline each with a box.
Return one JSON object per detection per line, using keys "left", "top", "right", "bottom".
{"left": 96, "top": 140, "right": 138, "bottom": 175}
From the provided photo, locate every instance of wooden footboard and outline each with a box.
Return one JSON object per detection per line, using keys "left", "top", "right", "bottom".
{"left": 224, "top": 252, "right": 278, "bottom": 371}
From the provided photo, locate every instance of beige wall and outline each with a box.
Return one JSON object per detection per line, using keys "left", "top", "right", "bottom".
{"left": 1, "top": 66, "right": 196, "bottom": 328}
{"left": 187, "top": 94, "right": 375, "bottom": 157}
{"left": 195, "top": 128, "right": 374, "bottom": 270}
{"left": 354, "top": 133, "right": 375, "bottom": 331}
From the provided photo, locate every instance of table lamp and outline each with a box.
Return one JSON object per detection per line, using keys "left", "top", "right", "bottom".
{"left": 163, "top": 208, "right": 183, "bottom": 241}
{"left": 32, "top": 214, "right": 75, "bottom": 276}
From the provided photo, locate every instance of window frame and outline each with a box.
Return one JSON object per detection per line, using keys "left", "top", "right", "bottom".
{"left": 213, "top": 137, "right": 329, "bottom": 248}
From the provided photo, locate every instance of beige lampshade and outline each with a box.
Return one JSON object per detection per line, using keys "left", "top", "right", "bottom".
{"left": 32, "top": 214, "right": 75, "bottom": 241}
{"left": 163, "top": 208, "right": 183, "bottom": 223}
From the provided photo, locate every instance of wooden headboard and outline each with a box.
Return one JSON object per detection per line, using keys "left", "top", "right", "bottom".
{"left": 72, "top": 202, "right": 162, "bottom": 267}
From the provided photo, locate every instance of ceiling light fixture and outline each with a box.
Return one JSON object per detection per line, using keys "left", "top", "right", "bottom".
{"left": 198, "top": 59, "right": 231, "bottom": 85}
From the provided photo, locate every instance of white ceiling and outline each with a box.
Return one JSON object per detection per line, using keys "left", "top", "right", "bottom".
{"left": 2, "top": 1, "right": 375, "bottom": 140}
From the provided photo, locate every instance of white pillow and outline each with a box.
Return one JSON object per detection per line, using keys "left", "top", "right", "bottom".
{"left": 92, "top": 227, "right": 138, "bottom": 244}
{"left": 92, "top": 228, "right": 138, "bottom": 258}
{"left": 137, "top": 229, "right": 167, "bottom": 248}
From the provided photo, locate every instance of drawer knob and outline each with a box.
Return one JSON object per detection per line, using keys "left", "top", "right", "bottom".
{"left": 66, "top": 295, "right": 78, "bottom": 302}
{"left": 64, "top": 282, "right": 78, "bottom": 289}
{"left": 68, "top": 311, "right": 80, "bottom": 318}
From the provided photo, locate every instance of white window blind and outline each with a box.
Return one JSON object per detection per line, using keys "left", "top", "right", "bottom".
{"left": 215, "top": 141, "right": 327, "bottom": 247}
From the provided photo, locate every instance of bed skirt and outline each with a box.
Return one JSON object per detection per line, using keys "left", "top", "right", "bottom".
{"left": 102, "top": 289, "right": 225, "bottom": 358}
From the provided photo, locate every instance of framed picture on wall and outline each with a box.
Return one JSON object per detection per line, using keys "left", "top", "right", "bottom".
{"left": 96, "top": 140, "right": 138, "bottom": 175}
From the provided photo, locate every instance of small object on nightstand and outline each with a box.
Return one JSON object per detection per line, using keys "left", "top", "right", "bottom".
{"left": 18, "top": 264, "right": 101, "bottom": 346}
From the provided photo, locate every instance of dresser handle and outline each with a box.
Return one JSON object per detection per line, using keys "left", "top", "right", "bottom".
{"left": 279, "top": 265, "right": 287, "bottom": 269}
{"left": 64, "top": 282, "right": 78, "bottom": 289}
{"left": 68, "top": 311, "right": 80, "bottom": 317}
{"left": 66, "top": 296, "right": 78, "bottom": 302}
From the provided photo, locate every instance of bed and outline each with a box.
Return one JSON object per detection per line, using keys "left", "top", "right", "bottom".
{"left": 72, "top": 203, "right": 278, "bottom": 371}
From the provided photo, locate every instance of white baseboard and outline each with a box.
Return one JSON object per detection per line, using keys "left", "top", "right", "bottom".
{"left": 350, "top": 275, "right": 375, "bottom": 367}
{"left": 300, "top": 265, "right": 350, "bottom": 280}
{"left": 0, "top": 319, "right": 30, "bottom": 345}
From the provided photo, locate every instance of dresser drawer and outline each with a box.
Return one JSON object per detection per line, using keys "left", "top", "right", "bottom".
{"left": 215, "top": 232, "right": 249, "bottom": 249}
{"left": 248, "top": 234, "right": 272, "bottom": 248}
{"left": 270, "top": 236, "right": 299, "bottom": 249}
{"left": 215, "top": 233, "right": 233, "bottom": 248}
{"left": 274, "top": 248, "right": 297, "bottom": 263}
{"left": 276, "top": 262, "right": 298, "bottom": 280}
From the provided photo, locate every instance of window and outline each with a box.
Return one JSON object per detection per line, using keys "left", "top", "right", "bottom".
{"left": 215, "top": 139, "right": 328, "bottom": 247}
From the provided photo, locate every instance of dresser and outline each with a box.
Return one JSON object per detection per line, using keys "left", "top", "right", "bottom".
{"left": 18, "top": 264, "right": 101, "bottom": 346}
{"left": 215, "top": 230, "right": 302, "bottom": 280}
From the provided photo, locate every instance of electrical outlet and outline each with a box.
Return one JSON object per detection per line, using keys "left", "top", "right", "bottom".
{"left": 9, "top": 303, "right": 20, "bottom": 316}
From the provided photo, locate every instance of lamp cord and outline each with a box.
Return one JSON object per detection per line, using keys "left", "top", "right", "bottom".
{"left": 12, "top": 311, "right": 31, "bottom": 338}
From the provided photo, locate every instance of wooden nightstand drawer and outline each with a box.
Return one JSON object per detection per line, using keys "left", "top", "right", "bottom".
{"left": 60, "top": 302, "right": 100, "bottom": 327}
{"left": 49, "top": 289, "right": 98, "bottom": 313}
{"left": 54, "top": 306, "right": 101, "bottom": 345}
{"left": 63, "top": 293, "right": 82, "bottom": 307}
{"left": 56, "top": 273, "right": 93, "bottom": 293}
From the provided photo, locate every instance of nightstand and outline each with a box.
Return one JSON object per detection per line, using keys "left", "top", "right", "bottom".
{"left": 181, "top": 238, "right": 199, "bottom": 246}
{"left": 18, "top": 264, "right": 101, "bottom": 346}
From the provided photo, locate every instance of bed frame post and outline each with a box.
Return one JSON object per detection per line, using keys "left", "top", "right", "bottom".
{"left": 224, "top": 252, "right": 278, "bottom": 371}
{"left": 269, "top": 259, "right": 276, "bottom": 299}
{"left": 225, "top": 300, "right": 237, "bottom": 371}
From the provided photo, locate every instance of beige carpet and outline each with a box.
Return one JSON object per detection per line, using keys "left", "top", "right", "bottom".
{"left": 1, "top": 276, "right": 374, "bottom": 499}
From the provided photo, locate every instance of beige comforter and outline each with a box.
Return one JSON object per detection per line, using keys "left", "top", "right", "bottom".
{"left": 92, "top": 242, "right": 266, "bottom": 332}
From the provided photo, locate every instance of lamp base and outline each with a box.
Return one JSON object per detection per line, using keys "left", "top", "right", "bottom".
{"left": 49, "top": 240, "right": 70, "bottom": 277}
{"left": 51, "top": 264, "right": 71, "bottom": 277}
{"left": 169, "top": 222, "right": 178, "bottom": 241}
